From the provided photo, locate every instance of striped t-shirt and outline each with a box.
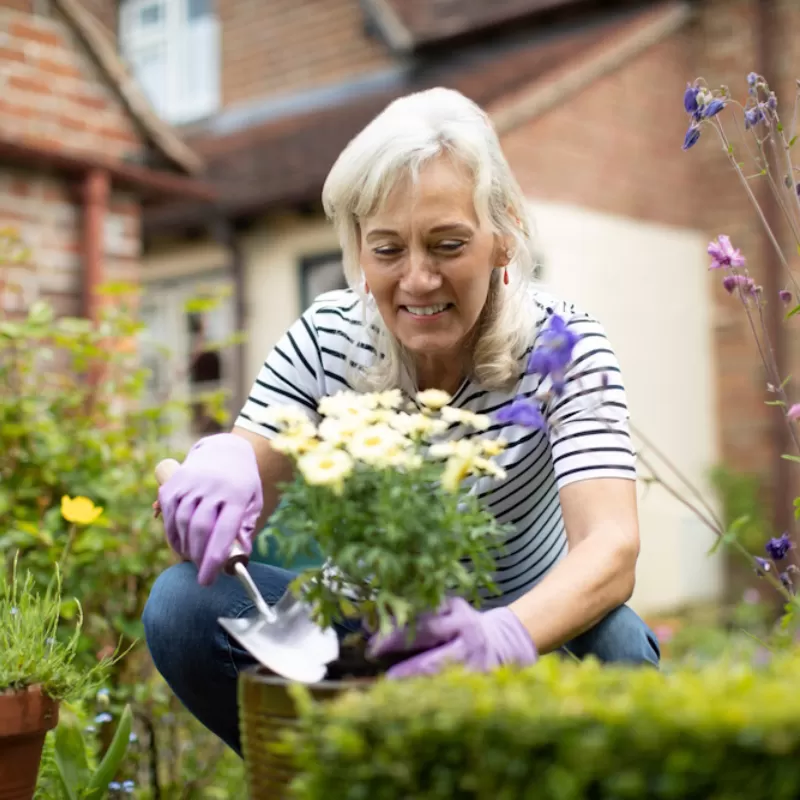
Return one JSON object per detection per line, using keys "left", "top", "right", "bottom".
{"left": 235, "top": 288, "right": 636, "bottom": 607}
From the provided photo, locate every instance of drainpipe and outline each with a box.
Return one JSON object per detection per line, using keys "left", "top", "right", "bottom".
{"left": 756, "top": 0, "right": 792, "bottom": 535}
{"left": 82, "top": 168, "right": 110, "bottom": 323}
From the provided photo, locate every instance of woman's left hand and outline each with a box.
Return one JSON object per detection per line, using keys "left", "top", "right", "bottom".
{"left": 368, "top": 597, "right": 538, "bottom": 678}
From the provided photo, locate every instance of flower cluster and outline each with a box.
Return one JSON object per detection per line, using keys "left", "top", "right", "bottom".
{"left": 755, "top": 533, "right": 798, "bottom": 595}
{"left": 493, "top": 313, "right": 581, "bottom": 431}
{"left": 261, "top": 389, "right": 507, "bottom": 494}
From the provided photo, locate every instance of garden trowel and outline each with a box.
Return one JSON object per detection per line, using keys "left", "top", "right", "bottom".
{"left": 154, "top": 458, "right": 339, "bottom": 684}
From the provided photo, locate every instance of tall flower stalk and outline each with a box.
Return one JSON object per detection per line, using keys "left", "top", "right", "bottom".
{"left": 660, "top": 73, "right": 800, "bottom": 614}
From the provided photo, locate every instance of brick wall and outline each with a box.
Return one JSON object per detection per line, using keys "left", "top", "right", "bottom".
{"left": 219, "top": 0, "right": 394, "bottom": 108}
{"left": 0, "top": 6, "right": 143, "bottom": 162}
{"left": 502, "top": 0, "right": 800, "bottom": 519}
{"left": 0, "top": 167, "right": 141, "bottom": 316}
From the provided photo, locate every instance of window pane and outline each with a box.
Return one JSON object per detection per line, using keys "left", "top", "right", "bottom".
{"left": 188, "top": 0, "right": 213, "bottom": 20}
{"left": 131, "top": 45, "right": 168, "bottom": 116}
{"left": 140, "top": 2, "right": 164, "bottom": 26}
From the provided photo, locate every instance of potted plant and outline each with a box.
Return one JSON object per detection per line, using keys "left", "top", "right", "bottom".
{"left": 0, "top": 557, "right": 118, "bottom": 800}
{"left": 239, "top": 388, "right": 510, "bottom": 798}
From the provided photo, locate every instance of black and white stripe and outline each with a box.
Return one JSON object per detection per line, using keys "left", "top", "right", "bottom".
{"left": 236, "top": 288, "right": 636, "bottom": 607}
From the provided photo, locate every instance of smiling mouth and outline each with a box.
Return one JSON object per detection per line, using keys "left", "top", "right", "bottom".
{"left": 401, "top": 303, "right": 454, "bottom": 317}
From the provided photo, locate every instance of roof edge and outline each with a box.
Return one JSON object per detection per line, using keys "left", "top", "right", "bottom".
{"left": 53, "top": 0, "right": 205, "bottom": 176}
{"left": 489, "top": 1, "right": 694, "bottom": 135}
{"left": 361, "top": 0, "right": 415, "bottom": 53}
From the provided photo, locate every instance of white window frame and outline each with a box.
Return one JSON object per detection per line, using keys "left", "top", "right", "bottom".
{"left": 119, "top": 0, "right": 220, "bottom": 125}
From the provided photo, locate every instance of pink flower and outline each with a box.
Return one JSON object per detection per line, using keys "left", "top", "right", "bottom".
{"left": 708, "top": 234, "right": 746, "bottom": 269}
{"left": 787, "top": 403, "right": 800, "bottom": 422}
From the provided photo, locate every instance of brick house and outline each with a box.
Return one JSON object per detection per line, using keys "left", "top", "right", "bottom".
{"left": 108, "top": 0, "right": 797, "bottom": 614}
{"left": 0, "top": 0, "right": 211, "bottom": 323}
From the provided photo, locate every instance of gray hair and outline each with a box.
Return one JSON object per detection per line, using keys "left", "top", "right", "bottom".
{"left": 321, "top": 87, "right": 540, "bottom": 392}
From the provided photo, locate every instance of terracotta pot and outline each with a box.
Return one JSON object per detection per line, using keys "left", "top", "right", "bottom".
{"left": 0, "top": 686, "right": 59, "bottom": 800}
{"left": 239, "top": 668, "right": 369, "bottom": 800}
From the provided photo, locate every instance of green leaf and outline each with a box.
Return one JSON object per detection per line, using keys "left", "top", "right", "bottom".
{"left": 781, "top": 455, "right": 800, "bottom": 464}
{"left": 53, "top": 719, "right": 90, "bottom": 800}
{"left": 708, "top": 516, "right": 748, "bottom": 555}
{"left": 794, "top": 497, "right": 800, "bottom": 521}
{"left": 786, "top": 303, "right": 800, "bottom": 320}
{"left": 790, "top": 135, "right": 798, "bottom": 147}
{"left": 84, "top": 704, "right": 133, "bottom": 799}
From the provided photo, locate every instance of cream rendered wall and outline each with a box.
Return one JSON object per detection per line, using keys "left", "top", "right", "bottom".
{"left": 528, "top": 199, "right": 722, "bottom": 615}
{"left": 241, "top": 213, "right": 342, "bottom": 386}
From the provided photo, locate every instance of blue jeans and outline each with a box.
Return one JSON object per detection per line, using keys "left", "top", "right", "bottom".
{"left": 143, "top": 562, "right": 660, "bottom": 755}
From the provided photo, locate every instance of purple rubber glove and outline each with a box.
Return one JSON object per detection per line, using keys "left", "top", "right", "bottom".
{"left": 158, "top": 433, "right": 263, "bottom": 586}
{"left": 368, "top": 597, "right": 538, "bottom": 678}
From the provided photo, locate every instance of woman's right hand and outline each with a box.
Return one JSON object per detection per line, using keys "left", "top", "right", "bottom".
{"left": 158, "top": 433, "right": 264, "bottom": 585}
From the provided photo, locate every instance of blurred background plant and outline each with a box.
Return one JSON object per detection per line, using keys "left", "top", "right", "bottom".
{"left": 1, "top": 227, "right": 246, "bottom": 797}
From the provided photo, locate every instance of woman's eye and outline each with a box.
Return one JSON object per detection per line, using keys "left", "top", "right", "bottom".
{"left": 374, "top": 246, "right": 401, "bottom": 257}
{"left": 437, "top": 240, "right": 465, "bottom": 253}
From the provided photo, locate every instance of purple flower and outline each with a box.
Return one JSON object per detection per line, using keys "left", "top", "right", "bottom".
{"left": 722, "top": 274, "right": 755, "bottom": 295}
{"left": 767, "top": 92, "right": 777, "bottom": 111}
{"left": 780, "top": 572, "right": 794, "bottom": 594}
{"left": 682, "top": 125, "right": 701, "bottom": 150}
{"left": 787, "top": 403, "right": 800, "bottom": 422}
{"left": 745, "top": 105, "right": 764, "bottom": 129}
{"left": 526, "top": 314, "right": 580, "bottom": 395}
{"left": 766, "top": 532, "right": 794, "bottom": 561}
{"left": 747, "top": 72, "right": 759, "bottom": 87}
{"left": 683, "top": 84, "right": 700, "bottom": 113}
{"left": 755, "top": 557, "right": 771, "bottom": 575}
{"left": 779, "top": 289, "right": 792, "bottom": 304}
{"left": 708, "top": 235, "right": 746, "bottom": 270}
{"left": 495, "top": 398, "right": 546, "bottom": 430}
{"left": 703, "top": 98, "right": 726, "bottom": 118}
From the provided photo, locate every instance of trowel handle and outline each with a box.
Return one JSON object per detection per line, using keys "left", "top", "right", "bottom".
{"left": 154, "top": 458, "right": 250, "bottom": 575}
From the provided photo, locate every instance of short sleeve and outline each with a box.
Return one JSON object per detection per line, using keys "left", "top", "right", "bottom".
{"left": 543, "top": 313, "right": 637, "bottom": 489}
{"left": 235, "top": 309, "right": 324, "bottom": 440}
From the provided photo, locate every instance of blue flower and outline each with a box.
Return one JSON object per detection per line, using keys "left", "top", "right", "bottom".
{"left": 682, "top": 124, "right": 701, "bottom": 150}
{"left": 108, "top": 783, "right": 121, "bottom": 792}
{"left": 10, "top": 607, "right": 18, "bottom": 616}
{"left": 526, "top": 314, "right": 580, "bottom": 395}
{"left": 495, "top": 398, "right": 546, "bottom": 430}
{"left": 766, "top": 532, "right": 794, "bottom": 561}
{"left": 94, "top": 712, "right": 113, "bottom": 724}
{"left": 745, "top": 105, "right": 764, "bottom": 129}
{"left": 683, "top": 83, "right": 700, "bottom": 113}
{"left": 129, "top": 732, "right": 138, "bottom": 743}
{"left": 122, "top": 781, "right": 135, "bottom": 794}
{"left": 703, "top": 98, "right": 726, "bottom": 118}
{"left": 747, "top": 71, "right": 759, "bottom": 87}
{"left": 755, "top": 557, "right": 771, "bottom": 575}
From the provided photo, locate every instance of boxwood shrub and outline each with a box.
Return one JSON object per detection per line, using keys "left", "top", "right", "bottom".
{"left": 287, "top": 652, "right": 800, "bottom": 799}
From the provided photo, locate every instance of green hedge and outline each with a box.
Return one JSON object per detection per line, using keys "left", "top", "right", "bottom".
{"left": 287, "top": 653, "right": 800, "bottom": 799}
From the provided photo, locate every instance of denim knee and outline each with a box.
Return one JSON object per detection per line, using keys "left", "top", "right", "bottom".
{"left": 143, "top": 562, "right": 235, "bottom": 684}
{"left": 566, "top": 605, "right": 660, "bottom": 667}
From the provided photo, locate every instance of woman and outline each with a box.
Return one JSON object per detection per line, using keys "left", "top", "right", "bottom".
{"left": 144, "top": 87, "right": 659, "bottom": 755}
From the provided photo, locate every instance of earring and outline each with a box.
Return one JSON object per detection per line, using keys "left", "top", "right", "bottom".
{"left": 503, "top": 267, "right": 509, "bottom": 285}
{"left": 364, "top": 281, "right": 370, "bottom": 294}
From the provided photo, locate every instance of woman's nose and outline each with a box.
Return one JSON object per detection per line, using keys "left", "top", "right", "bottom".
{"left": 400, "top": 250, "right": 441, "bottom": 293}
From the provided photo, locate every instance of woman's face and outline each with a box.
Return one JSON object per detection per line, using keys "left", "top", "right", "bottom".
{"left": 359, "top": 156, "right": 508, "bottom": 365}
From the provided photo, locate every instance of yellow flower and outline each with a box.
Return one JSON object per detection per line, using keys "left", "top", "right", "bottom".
{"left": 440, "top": 406, "right": 491, "bottom": 431}
{"left": 270, "top": 429, "right": 318, "bottom": 456}
{"left": 441, "top": 457, "right": 473, "bottom": 492}
{"left": 428, "top": 439, "right": 480, "bottom": 461}
{"left": 61, "top": 495, "right": 103, "bottom": 526}
{"left": 317, "top": 416, "right": 360, "bottom": 446}
{"left": 480, "top": 438, "right": 507, "bottom": 457}
{"left": 259, "top": 405, "right": 312, "bottom": 430}
{"left": 473, "top": 456, "right": 507, "bottom": 481}
{"left": 373, "top": 389, "right": 404, "bottom": 410}
{"left": 346, "top": 424, "right": 410, "bottom": 466}
{"left": 318, "top": 391, "right": 377, "bottom": 419}
{"left": 390, "top": 412, "right": 449, "bottom": 439}
{"left": 297, "top": 449, "right": 354, "bottom": 494}
{"left": 416, "top": 389, "right": 452, "bottom": 410}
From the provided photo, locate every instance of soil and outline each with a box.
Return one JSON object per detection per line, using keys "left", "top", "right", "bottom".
{"left": 324, "top": 630, "right": 426, "bottom": 681}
